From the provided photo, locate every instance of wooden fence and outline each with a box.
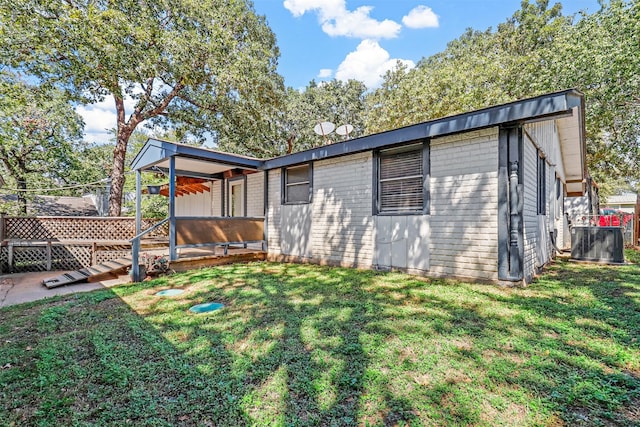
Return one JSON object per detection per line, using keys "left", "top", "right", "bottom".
{"left": 0, "top": 215, "right": 167, "bottom": 241}
{"left": 0, "top": 216, "right": 168, "bottom": 273}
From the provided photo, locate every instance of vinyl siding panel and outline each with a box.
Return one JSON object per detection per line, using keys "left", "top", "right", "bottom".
{"left": 211, "top": 180, "right": 223, "bottom": 216}
{"left": 175, "top": 182, "right": 212, "bottom": 216}
{"left": 523, "top": 121, "right": 566, "bottom": 281}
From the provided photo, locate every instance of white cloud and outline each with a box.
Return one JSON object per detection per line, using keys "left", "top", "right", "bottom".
{"left": 283, "top": 0, "right": 401, "bottom": 39}
{"left": 402, "top": 5, "right": 439, "bottom": 29}
{"left": 75, "top": 95, "right": 138, "bottom": 144}
{"left": 335, "top": 39, "right": 415, "bottom": 88}
{"left": 318, "top": 68, "right": 333, "bottom": 78}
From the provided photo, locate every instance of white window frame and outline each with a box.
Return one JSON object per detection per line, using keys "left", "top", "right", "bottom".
{"left": 281, "top": 163, "right": 312, "bottom": 204}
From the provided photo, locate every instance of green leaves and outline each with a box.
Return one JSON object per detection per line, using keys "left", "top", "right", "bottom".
{"left": 0, "top": 71, "right": 86, "bottom": 213}
{"left": 368, "top": 0, "right": 640, "bottom": 193}
{"left": 0, "top": 0, "right": 285, "bottom": 214}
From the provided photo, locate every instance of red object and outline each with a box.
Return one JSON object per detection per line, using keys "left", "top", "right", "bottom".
{"left": 599, "top": 215, "right": 621, "bottom": 227}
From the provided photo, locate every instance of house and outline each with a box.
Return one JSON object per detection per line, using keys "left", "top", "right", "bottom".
{"left": 603, "top": 192, "right": 638, "bottom": 214}
{"left": 130, "top": 89, "right": 587, "bottom": 285}
{"left": 0, "top": 194, "right": 100, "bottom": 216}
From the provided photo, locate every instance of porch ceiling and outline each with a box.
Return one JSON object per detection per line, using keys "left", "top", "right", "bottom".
{"left": 556, "top": 104, "right": 587, "bottom": 195}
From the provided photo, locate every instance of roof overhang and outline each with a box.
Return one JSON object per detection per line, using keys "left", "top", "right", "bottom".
{"left": 262, "top": 89, "right": 588, "bottom": 176}
{"left": 130, "top": 138, "right": 263, "bottom": 179}
{"left": 553, "top": 92, "right": 587, "bottom": 196}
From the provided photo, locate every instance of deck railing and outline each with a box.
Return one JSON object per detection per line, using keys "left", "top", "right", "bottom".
{"left": 129, "top": 216, "right": 265, "bottom": 282}
{"left": 0, "top": 215, "right": 169, "bottom": 273}
{"left": 0, "top": 215, "right": 168, "bottom": 241}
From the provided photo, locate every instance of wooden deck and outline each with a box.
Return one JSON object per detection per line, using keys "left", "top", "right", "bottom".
{"left": 41, "top": 244, "right": 265, "bottom": 288}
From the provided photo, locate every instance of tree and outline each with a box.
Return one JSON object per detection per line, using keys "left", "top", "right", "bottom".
{"left": 366, "top": 0, "right": 640, "bottom": 193}
{"left": 0, "top": 0, "right": 285, "bottom": 215}
{"left": 282, "top": 79, "right": 368, "bottom": 153}
{"left": 0, "top": 71, "right": 84, "bottom": 214}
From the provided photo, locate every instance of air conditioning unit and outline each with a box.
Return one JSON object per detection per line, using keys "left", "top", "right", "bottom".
{"left": 571, "top": 226, "right": 624, "bottom": 264}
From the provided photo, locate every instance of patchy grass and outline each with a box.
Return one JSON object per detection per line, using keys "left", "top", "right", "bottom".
{"left": 1, "top": 251, "right": 639, "bottom": 426}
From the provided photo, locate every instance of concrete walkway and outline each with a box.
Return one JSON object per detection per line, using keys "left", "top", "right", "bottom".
{"left": 0, "top": 271, "right": 130, "bottom": 308}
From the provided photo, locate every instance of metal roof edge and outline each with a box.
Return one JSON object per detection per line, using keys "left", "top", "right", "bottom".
{"left": 262, "top": 89, "right": 583, "bottom": 170}
{"left": 130, "top": 138, "right": 264, "bottom": 171}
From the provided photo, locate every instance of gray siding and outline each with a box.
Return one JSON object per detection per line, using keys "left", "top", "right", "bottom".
{"left": 429, "top": 128, "right": 499, "bottom": 281}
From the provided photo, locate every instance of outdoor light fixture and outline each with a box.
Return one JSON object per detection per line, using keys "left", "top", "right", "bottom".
{"left": 147, "top": 185, "right": 161, "bottom": 194}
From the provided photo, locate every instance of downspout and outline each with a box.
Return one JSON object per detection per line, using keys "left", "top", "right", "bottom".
{"left": 508, "top": 161, "right": 523, "bottom": 280}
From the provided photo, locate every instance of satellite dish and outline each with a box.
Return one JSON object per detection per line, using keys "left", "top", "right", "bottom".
{"left": 314, "top": 121, "right": 335, "bottom": 136}
{"left": 335, "top": 124, "right": 354, "bottom": 137}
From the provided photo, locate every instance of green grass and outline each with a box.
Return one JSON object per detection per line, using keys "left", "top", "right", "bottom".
{"left": 1, "top": 252, "right": 639, "bottom": 426}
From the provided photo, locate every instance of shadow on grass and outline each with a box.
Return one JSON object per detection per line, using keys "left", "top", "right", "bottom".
{"left": 1, "top": 257, "right": 639, "bottom": 426}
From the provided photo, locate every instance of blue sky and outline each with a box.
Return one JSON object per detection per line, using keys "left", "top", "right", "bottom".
{"left": 253, "top": 0, "right": 601, "bottom": 89}
{"left": 80, "top": 0, "right": 601, "bottom": 144}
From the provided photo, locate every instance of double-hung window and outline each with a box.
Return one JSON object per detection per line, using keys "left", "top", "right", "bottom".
{"left": 282, "top": 163, "right": 312, "bottom": 204}
{"left": 375, "top": 141, "right": 429, "bottom": 215}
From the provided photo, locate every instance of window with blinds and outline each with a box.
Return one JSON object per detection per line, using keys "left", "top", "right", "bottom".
{"left": 283, "top": 163, "right": 311, "bottom": 204}
{"left": 377, "top": 143, "right": 425, "bottom": 214}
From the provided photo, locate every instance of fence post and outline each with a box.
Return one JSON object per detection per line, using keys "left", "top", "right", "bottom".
{"left": 8, "top": 242, "right": 13, "bottom": 273}
{"left": 92, "top": 242, "right": 98, "bottom": 265}
{"left": 0, "top": 212, "right": 5, "bottom": 241}
{"left": 46, "top": 241, "right": 52, "bottom": 271}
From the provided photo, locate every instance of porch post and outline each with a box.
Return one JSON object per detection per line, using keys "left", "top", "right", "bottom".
{"left": 169, "top": 156, "right": 178, "bottom": 261}
{"left": 131, "top": 169, "right": 142, "bottom": 281}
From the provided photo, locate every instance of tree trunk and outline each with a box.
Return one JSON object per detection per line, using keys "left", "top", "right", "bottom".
{"left": 108, "top": 128, "right": 132, "bottom": 217}
{"left": 108, "top": 93, "right": 135, "bottom": 217}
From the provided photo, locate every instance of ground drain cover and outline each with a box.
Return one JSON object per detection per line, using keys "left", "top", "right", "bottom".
{"left": 189, "top": 302, "right": 224, "bottom": 314}
{"left": 155, "top": 289, "right": 184, "bottom": 296}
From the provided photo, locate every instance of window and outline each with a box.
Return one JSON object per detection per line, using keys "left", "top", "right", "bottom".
{"left": 375, "top": 142, "right": 428, "bottom": 214}
{"left": 282, "top": 163, "right": 312, "bottom": 204}
{"left": 537, "top": 155, "right": 546, "bottom": 215}
{"left": 555, "top": 176, "right": 562, "bottom": 219}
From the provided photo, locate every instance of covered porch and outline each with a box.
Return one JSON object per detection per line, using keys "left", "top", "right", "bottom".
{"left": 129, "top": 138, "right": 267, "bottom": 281}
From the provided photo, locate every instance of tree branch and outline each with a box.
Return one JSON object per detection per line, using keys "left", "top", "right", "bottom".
{"left": 141, "top": 81, "right": 185, "bottom": 121}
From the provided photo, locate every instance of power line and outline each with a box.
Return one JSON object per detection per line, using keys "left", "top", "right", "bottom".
{"left": 0, "top": 178, "right": 110, "bottom": 193}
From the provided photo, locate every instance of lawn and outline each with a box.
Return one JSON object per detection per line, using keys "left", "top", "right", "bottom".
{"left": 1, "top": 253, "right": 639, "bottom": 426}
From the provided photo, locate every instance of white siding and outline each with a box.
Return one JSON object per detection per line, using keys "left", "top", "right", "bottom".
{"left": 522, "top": 136, "right": 539, "bottom": 283}
{"left": 374, "top": 215, "right": 430, "bottom": 271}
{"left": 267, "top": 169, "right": 282, "bottom": 255}
{"left": 267, "top": 128, "right": 502, "bottom": 282}
{"left": 311, "top": 152, "right": 374, "bottom": 266}
{"left": 246, "top": 173, "right": 264, "bottom": 217}
{"left": 429, "top": 128, "right": 499, "bottom": 282}
{"left": 211, "top": 180, "right": 223, "bottom": 216}
{"left": 175, "top": 182, "right": 212, "bottom": 216}
{"left": 522, "top": 121, "right": 565, "bottom": 281}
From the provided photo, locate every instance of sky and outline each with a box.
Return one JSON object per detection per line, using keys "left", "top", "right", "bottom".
{"left": 80, "top": 0, "right": 601, "bottom": 144}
